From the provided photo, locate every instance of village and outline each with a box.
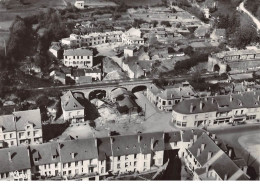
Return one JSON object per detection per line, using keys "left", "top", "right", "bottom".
{"left": 0, "top": 0, "right": 260, "bottom": 182}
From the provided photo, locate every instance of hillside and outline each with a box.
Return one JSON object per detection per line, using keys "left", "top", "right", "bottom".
{"left": 245, "top": 0, "right": 260, "bottom": 20}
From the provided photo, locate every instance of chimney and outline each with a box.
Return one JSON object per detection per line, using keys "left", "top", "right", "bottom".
{"left": 211, "top": 133, "right": 216, "bottom": 139}
{"left": 229, "top": 95, "right": 233, "bottom": 102}
{"left": 204, "top": 97, "right": 208, "bottom": 102}
{"left": 193, "top": 134, "right": 197, "bottom": 142}
{"left": 205, "top": 165, "right": 209, "bottom": 177}
{"left": 13, "top": 115, "right": 16, "bottom": 122}
{"left": 243, "top": 166, "right": 248, "bottom": 174}
{"left": 197, "top": 148, "right": 201, "bottom": 157}
{"left": 224, "top": 174, "right": 228, "bottom": 180}
{"left": 258, "top": 95, "right": 260, "bottom": 101}
{"left": 214, "top": 140, "right": 219, "bottom": 145}
{"left": 207, "top": 151, "right": 212, "bottom": 161}
{"left": 8, "top": 151, "right": 12, "bottom": 162}
{"left": 200, "top": 101, "right": 203, "bottom": 110}
{"left": 228, "top": 149, "right": 232, "bottom": 157}
{"left": 151, "top": 138, "right": 155, "bottom": 150}
{"left": 201, "top": 144, "right": 205, "bottom": 151}
{"left": 190, "top": 103, "right": 194, "bottom": 113}
{"left": 211, "top": 98, "right": 214, "bottom": 104}
{"left": 138, "top": 135, "right": 141, "bottom": 143}
{"left": 95, "top": 138, "right": 97, "bottom": 147}
{"left": 110, "top": 137, "right": 114, "bottom": 145}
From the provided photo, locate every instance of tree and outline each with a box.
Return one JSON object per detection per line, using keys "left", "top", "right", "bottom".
{"left": 161, "top": 21, "right": 171, "bottom": 27}
{"left": 7, "top": 16, "right": 36, "bottom": 61}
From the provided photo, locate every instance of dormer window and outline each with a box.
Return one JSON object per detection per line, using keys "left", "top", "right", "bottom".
{"left": 126, "top": 146, "right": 129, "bottom": 150}
{"left": 52, "top": 155, "right": 58, "bottom": 159}
{"left": 34, "top": 158, "right": 39, "bottom": 162}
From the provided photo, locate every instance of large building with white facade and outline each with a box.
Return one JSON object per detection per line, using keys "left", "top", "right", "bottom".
{"left": 0, "top": 129, "right": 249, "bottom": 181}
{"left": 64, "top": 48, "right": 93, "bottom": 68}
{"left": 172, "top": 91, "right": 260, "bottom": 128}
{"left": 0, "top": 109, "right": 43, "bottom": 148}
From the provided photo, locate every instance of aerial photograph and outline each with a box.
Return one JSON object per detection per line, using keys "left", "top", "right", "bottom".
{"left": 0, "top": 0, "right": 260, "bottom": 182}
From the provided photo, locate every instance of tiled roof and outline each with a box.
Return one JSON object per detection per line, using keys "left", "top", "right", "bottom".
{"left": 30, "top": 142, "right": 60, "bottom": 166}
{"left": 111, "top": 132, "right": 164, "bottom": 157}
{"left": 64, "top": 48, "right": 93, "bottom": 56}
{"left": 181, "top": 129, "right": 205, "bottom": 142}
{"left": 60, "top": 139, "right": 98, "bottom": 163}
{"left": 158, "top": 86, "right": 195, "bottom": 100}
{"left": 214, "top": 49, "right": 260, "bottom": 59}
{"left": 0, "top": 109, "right": 42, "bottom": 133}
{"left": 0, "top": 146, "right": 31, "bottom": 173}
{"left": 61, "top": 91, "right": 85, "bottom": 111}
{"left": 147, "top": 84, "right": 163, "bottom": 95}
{"left": 164, "top": 131, "right": 182, "bottom": 143}
{"left": 173, "top": 91, "right": 260, "bottom": 115}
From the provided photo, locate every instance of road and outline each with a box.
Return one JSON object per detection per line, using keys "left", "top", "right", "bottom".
{"left": 239, "top": 0, "right": 260, "bottom": 31}
{"left": 209, "top": 124, "right": 260, "bottom": 179}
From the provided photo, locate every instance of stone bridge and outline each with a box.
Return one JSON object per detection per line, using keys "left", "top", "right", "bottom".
{"left": 71, "top": 81, "right": 150, "bottom": 100}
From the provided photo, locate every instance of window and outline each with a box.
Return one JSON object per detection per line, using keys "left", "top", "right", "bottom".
{"left": 144, "top": 162, "right": 147, "bottom": 167}
{"left": 52, "top": 155, "right": 58, "bottom": 159}
{"left": 55, "top": 163, "right": 58, "bottom": 168}
{"left": 11, "top": 141, "right": 14, "bottom": 145}
{"left": 75, "top": 161, "right": 78, "bottom": 166}
{"left": 162, "top": 101, "right": 166, "bottom": 105}
{"left": 34, "top": 158, "right": 39, "bottom": 162}
{"left": 101, "top": 167, "right": 104, "bottom": 173}
{"left": 68, "top": 163, "right": 71, "bottom": 168}
{"left": 63, "top": 163, "right": 66, "bottom": 168}
{"left": 125, "top": 163, "right": 129, "bottom": 168}
{"left": 182, "top": 122, "right": 187, "bottom": 127}
{"left": 117, "top": 156, "right": 120, "bottom": 161}
{"left": 134, "top": 161, "right": 137, "bottom": 167}
{"left": 195, "top": 115, "right": 198, "bottom": 119}
{"left": 117, "top": 164, "right": 120, "bottom": 169}
{"left": 125, "top": 155, "right": 128, "bottom": 160}
{"left": 144, "top": 154, "right": 147, "bottom": 159}
{"left": 134, "top": 154, "right": 137, "bottom": 159}
{"left": 10, "top": 133, "right": 12, "bottom": 138}
{"left": 183, "top": 116, "right": 187, "bottom": 120}
{"left": 27, "top": 132, "right": 30, "bottom": 136}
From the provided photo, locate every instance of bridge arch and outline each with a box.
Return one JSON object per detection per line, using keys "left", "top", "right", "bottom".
{"left": 213, "top": 64, "right": 220, "bottom": 72}
{"left": 88, "top": 89, "right": 107, "bottom": 100}
{"left": 131, "top": 85, "right": 147, "bottom": 93}
{"left": 111, "top": 87, "right": 127, "bottom": 92}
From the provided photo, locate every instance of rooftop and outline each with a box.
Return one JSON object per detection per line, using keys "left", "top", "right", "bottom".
{"left": 64, "top": 48, "right": 93, "bottom": 56}
{"left": 61, "top": 91, "right": 85, "bottom": 111}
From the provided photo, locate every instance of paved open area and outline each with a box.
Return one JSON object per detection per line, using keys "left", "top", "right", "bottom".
{"left": 210, "top": 124, "right": 260, "bottom": 179}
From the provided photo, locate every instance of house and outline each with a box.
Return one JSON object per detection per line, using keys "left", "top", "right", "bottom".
{"left": 20, "top": 63, "right": 41, "bottom": 75}
{"left": 172, "top": 91, "right": 260, "bottom": 128}
{"left": 147, "top": 82, "right": 196, "bottom": 112}
{"left": 74, "top": 0, "right": 84, "bottom": 9}
{"left": 0, "top": 109, "right": 43, "bottom": 148}
{"left": 64, "top": 48, "right": 93, "bottom": 68}
{"left": 110, "top": 88, "right": 140, "bottom": 114}
{"left": 71, "top": 68, "right": 102, "bottom": 82}
{"left": 49, "top": 42, "right": 63, "bottom": 59}
{"left": 30, "top": 139, "right": 99, "bottom": 180}
{"left": 61, "top": 34, "right": 81, "bottom": 47}
{"left": 122, "top": 28, "right": 144, "bottom": 45}
{"left": 61, "top": 91, "right": 85, "bottom": 122}
{"left": 210, "top": 29, "right": 226, "bottom": 42}
{"left": 194, "top": 25, "right": 211, "bottom": 38}
{"left": 122, "top": 57, "right": 153, "bottom": 78}
{"left": 50, "top": 70, "right": 66, "bottom": 85}
{"left": 184, "top": 133, "right": 249, "bottom": 180}
{"left": 0, "top": 146, "right": 31, "bottom": 181}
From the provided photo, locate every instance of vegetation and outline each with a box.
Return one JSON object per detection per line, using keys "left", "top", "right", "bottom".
{"left": 244, "top": 0, "right": 260, "bottom": 20}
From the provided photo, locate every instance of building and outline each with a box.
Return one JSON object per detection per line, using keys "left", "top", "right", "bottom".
{"left": 210, "top": 29, "right": 226, "bottom": 42}
{"left": 74, "top": 0, "right": 84, "bottom": 9}
{"left": 122, "top": 28, "right": 144, "bottom": 45}
{"left": 184, "top": 133, "right": 249, "bottom": 180}
{"left": 0, "top": 129, "right": 249, "bottom": 181}
{"left": 61, "top": 91, "right": 85, "bottom": 122}
{"left": 64, "top": 48, "right": 93, "bottom": 68}
{"left": 172, "top": 91, "right": 260, "bottom": 128}
{"left": 61, "top": 31, "right": 123, "bottom": 47}
{"left": 207, "top": 49, "right": 260, "bottom": 74}
{"left": 147, "top": 82, "right": 196, "bottom": 112}
{"left": 0, "top": 109, "right": 43, "bottom": 148}
{"left": 49, "top": 42, "right": 63, "bottom": 59}
{"left": 0, "top": 146, "right": 32, "bottom": 181}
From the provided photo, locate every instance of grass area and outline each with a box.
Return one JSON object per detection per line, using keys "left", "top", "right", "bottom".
{"left": 212, "top": 0, "right": 243, "bottom": 16}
